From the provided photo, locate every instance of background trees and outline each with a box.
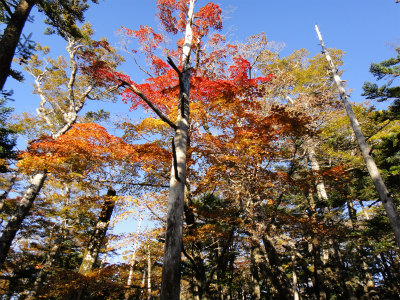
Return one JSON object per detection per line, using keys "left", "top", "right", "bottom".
{"left": 0, "top": 1, "right": 399, "bottom": 300}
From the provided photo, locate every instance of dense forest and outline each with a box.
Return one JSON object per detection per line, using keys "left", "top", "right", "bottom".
{"left": 1, "top": 1, "right": 400, "bottom": 299}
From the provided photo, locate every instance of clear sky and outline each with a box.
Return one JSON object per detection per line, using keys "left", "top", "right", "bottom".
{"left": 6, "top": 0, "right": 400, "bottom": 116}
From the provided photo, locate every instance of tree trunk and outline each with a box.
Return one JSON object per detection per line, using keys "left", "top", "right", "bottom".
{"left": 160, "top": 1, "right": 196, "bottom": 299}
{"left": 0, "top": 0, "right": 37, "bottom": 90}
{"left": 0, "top": 172, "right": 46, "bottom": 269}
{"left": 315, "top": 25, "right": 400, "bottom": 249}
{"left": 292, "top": 252, "right": 300, "bottom": 300}
{"left": 125, "top": 214, "right": 143, "bottom": 300}
{"left": 260, "top": 235, "right": 293, "bottom": 300}
{"left": 306, "top": 139, "right": 354, "bottom": 299}
{"left": 147, "top": 244, "right": 152, "bottom": 300}
{"left": 78, "top": 188, "right": 116, "bottom": 275}
{"left": 250, "top": 247, "right": 261, "bottom": 300}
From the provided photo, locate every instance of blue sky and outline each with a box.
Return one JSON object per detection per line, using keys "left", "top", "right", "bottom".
{"left": 6, "top": 0, "right": 400, "bottom": 116}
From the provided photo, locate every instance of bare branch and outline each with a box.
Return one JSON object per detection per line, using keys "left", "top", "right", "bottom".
{"left": 146, "top": 204, "right": 166, "bottom": 222}
{"left": 167, "top": 56, "right": 182, "bottom": 77}
{"left": 133, "top": 56, "right": 153, "bottom": 78}
{"left": 118, "top": 78, "right": 177, "bottom": 130}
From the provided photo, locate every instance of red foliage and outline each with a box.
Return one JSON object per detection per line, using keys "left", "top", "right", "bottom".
{"left": 193, "top": 2, "right": 222, "bottom": 37}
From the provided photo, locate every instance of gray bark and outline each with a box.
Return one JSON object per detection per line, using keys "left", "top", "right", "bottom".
{"left": 0, "top": 172, "right": 46, "bottom": 269}
{"left": 147, "top": 244, "right": 152, "bottom": 300}
{"left": 160, "top": 1, "right": 196, "bottom": 300}
{"left": 315, "top": 25, "right": 400, "bottom": 249}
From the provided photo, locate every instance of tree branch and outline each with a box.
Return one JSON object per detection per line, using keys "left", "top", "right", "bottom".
{"left": 118, "top": 78, "right": 177, "bottom": 130}
{"left": 146, "top": 204, "right": 166, "bottom": 222}
{"left": 167, "top": 56, "right": 181, "bottom": 77}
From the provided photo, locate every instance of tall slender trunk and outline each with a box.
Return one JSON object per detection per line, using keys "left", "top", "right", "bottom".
{"left": 0, "top": 0, "right": 37, "bottom": 90}
{"left": 147, "top": 244, "right": 152, "bottom": 300}
{"left": 160, "top": 1, "right": 196, "bottom": 299}
{"left": 125, "top": 214, "right": 143, "bottom": 299}
{"left": 78, "top": 188, "right": 116, "bottom": 275}
{"left": 0, "top": 172, "right": 46, "bottom": 269}
{"left": 249, "top": 247, "right": 261, "bottom": 300}
{"left": 306, "top": 139, "right": 355, "bottom": 299}
{"left": 315, "top": 25, "right": 400, "bottom": 249}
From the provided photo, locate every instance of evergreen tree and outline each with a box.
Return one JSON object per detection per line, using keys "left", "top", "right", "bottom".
{"left": 0, "top": 0, "right": 99, "bottom": 90}
{"left": 0, "top": 95, "right": 16, "bottom": 173}
{"left": 362, "top": 47, "right": 400, "bottom": 118}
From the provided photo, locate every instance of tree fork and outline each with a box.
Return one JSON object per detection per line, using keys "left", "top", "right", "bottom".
{"left": 315, "top": 25, "right": 400, "bottom": 249}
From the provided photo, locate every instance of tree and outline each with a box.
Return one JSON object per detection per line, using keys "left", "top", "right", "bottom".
{"left": 362, "top": 47, "right": 400, "bottom": 118}
{"left": 0, "top": 27, "right": 122, "bottom": 270}
{"left": 316, "top": 25, "right": 400, "bottom": 249}
{"left": 0, "top": 0, "right": 99, "bottom": 90}
{"left": 88, "top": 1, "right": 224, "bottom": 298}
{"left": 0, "top": 97, "right": 16, "bottom": 173}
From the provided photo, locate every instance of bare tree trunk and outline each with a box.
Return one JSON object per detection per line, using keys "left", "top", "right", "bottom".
{"left": 160, "top": 1, "right": 196, "bottom": 299}
{"left": 0, "top": 0, "right": 37, "bottom": 90}
{"left": 147, "top": 244, "right": 152, "bottom": 300}
{"left": 78, "top": 188, "right": 116, "bottom": 275}
{"left": 125, "top": 214, "right": 143, "bottom": 299}
{"left": 260, "top": 235, "right": 293, "bottom": 300}
{"left": 292, "top": 252, "right": 299, "bottom": 300}
{"left": 0, "top": 172, "right": 46, "bottom": 269}
{"left": 315, "top": 25, "right": 400, "bottom": 249}
{"left": 250, "top": 247, "right": 261, "bottom": 300}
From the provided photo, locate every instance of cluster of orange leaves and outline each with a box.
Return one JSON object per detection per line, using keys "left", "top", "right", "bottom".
{"left": 18, "top": 123, "right": 170, "bottom": 178}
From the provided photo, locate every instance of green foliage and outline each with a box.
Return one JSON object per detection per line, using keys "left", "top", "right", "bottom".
{"left": 0, "top": 95, "right": 16, "bottom": 172}
{"left": 37, "top": 0, "right": 100, "bottom": 39}
{"left": 362, "top": 47, "right": 400, "bottom": 118}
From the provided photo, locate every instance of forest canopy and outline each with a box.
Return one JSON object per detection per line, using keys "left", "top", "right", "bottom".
{"left": 0, "top": 1, "right": 399, "bottom": 300}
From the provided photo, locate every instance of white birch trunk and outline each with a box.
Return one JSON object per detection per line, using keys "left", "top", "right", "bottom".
{"left": 125, "top": 215, "right": 143, "bottom": 300}
{"left": 315, "top": 25, "right": 400, "bottom": 249}
{"left": 160, "top": 1, "right": 196, "bottom": 299}
{"left": 147, "top": 244, "right": 152, "bottom": 300}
